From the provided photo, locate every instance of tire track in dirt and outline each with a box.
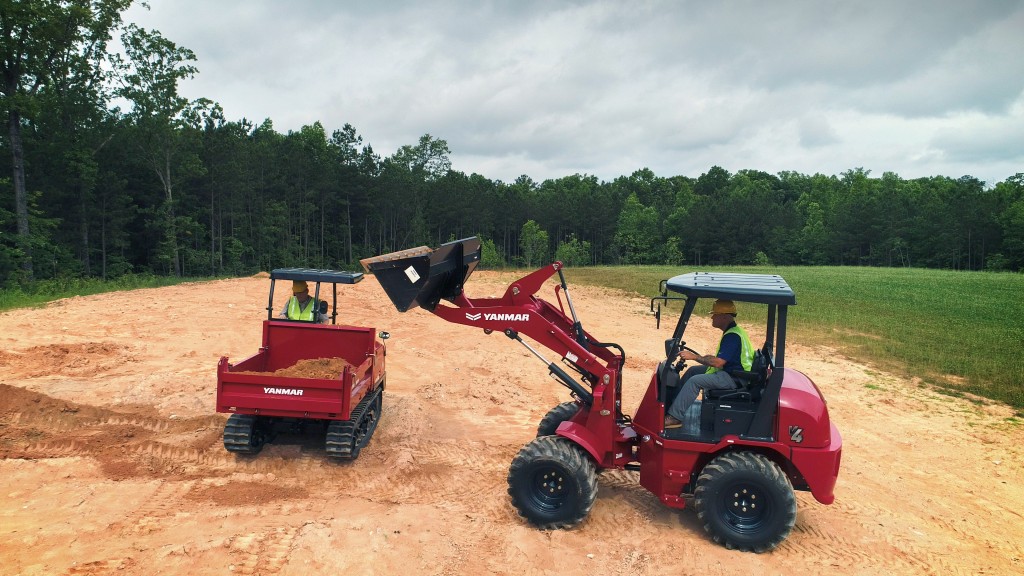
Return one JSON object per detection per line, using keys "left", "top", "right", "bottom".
{"left": 788, "top": 495, "right": 1004, "bottom": 576}
{"left": 595, "top": 469, "right": 668, "bottom": 522}
{"left": 404, "top": 439, "right": 521, "bottom": 521}
{"left": 781, "top": 522, "right": 893, "bottom": 569}
{"left": 10, "top": 410, "right": 173, "bottom": 433}
{"left": 111, "top": 480, "right": 196, "bottom": 537}
{"left": 227, "top": 525, "right": 302, "bottom": 576}
{"left": 64, "top": 557, "right": 138, "bottom": 575}
{"left": 476, "top": 533, "right": 556, "bottom": 576}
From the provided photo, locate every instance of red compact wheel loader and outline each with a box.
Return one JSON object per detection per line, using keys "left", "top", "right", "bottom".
{"left": 362, "top": 238, "right": 841, "bottom": 552}
{"left": 215, "top": 268, "right": 388, "bottom": 460}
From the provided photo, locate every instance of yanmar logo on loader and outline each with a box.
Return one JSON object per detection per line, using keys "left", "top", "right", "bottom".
{"left": 465, "top": 312, "right": 530, "bottom": 322}
{"left": 264, "top": 387, "right": 304, "bottom": 396}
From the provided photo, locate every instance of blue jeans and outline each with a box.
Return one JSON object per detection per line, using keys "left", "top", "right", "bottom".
{"left": 667, "top": 368, "right": 737, "bottom": 421}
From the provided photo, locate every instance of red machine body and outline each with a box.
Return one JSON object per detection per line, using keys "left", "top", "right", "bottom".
{"left": 216, "top": 321, "right": 385, "bottom": 420}
{"left": 363, "top": 237, "right": 842, "bottom": 551}
{"left": 214, "top": 268, "right": 387, "bottom": 459}
{"left": 428, "top": 262, "right": 841, "bottom": 502}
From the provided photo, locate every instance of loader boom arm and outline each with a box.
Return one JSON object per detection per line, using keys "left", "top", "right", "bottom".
{"left": 362, "top": 239, "right": 624, "bottom": 411}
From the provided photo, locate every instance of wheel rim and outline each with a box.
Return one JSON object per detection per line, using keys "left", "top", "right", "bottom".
{"left": 720, "top": 481, "right": 772, "bottom": 534}
{"left": 528, "top": 465, "right": 572, "bottom": 511}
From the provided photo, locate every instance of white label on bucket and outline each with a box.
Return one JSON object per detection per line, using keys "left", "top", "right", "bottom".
{"left": 404, "top": 266, "right": 421, "bottom": 283}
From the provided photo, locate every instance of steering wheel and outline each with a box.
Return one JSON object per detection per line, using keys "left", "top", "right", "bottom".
{"left": 673, "top": 346, "right": 701, "bottom": 371}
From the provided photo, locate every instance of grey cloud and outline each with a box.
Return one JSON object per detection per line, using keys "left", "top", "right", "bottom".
{"left": 798, "top": 115, "right": 840, "bottom": 148}
{"left": 127, "top": 0, "right": 1024, "bottom": 184}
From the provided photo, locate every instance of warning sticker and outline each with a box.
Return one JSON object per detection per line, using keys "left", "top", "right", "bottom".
{"left": 404, "top": 266, "right": 421, "bottom": 283}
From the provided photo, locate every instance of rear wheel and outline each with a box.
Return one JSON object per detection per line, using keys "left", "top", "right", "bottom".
{"left": 693, "top": 451, "right": 796, "bottom": 552}
{"left": 507, "top": 436, "right": 597, "bottom": 529}
{"left": 535, "top": 401, "right": 580, "bottom": 437}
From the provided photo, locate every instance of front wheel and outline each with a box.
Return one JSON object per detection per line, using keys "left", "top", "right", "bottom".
{"left": 507, "top": 436, "right": 598, "bottom": 529}
{"left": 535, "top": 401, "right": 580, "bottom": 437}
{"left": 693, "top": 451, "right": 796, "bottom": 552}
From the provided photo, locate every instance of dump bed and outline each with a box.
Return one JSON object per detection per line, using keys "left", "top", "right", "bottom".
{"left": 216, "top": 320, "right": 384, "bottom": 420}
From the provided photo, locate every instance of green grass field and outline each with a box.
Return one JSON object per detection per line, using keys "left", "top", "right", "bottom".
{"left": 0, "top": 274, "right": 216, "bottom": 311}
{"left": 567, "top": 265, "right": 1024, "bottom": 413}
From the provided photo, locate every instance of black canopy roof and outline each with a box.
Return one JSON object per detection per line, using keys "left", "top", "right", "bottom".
{"left": 664, "top": 272, "right": 795, "bottom": 305}
{"left": 270, "top": 268, "right": 363, "bottom": 284}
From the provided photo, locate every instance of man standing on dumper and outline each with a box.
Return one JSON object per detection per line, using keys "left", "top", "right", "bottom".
{"left": 279, "top": 280, "right": 327, "bottom": 323}
{"left": 664, "top": 299, "right": 754, "bottom": 429}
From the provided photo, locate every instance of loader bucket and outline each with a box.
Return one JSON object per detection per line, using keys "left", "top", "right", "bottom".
{"left": 360, "top": 237, "right": 482, "bottom": 312}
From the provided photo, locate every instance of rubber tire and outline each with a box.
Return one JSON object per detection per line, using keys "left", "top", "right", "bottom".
{"left": 535, "top": 401, "right": 580, "bottom": 437}
{"left": 507, "top": 436, "right": 598, "bottom": 529}
{"left": 693, "top": 451, "right": 797, "bottom": 552}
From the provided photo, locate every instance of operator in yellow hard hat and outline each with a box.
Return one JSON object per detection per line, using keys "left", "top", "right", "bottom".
{"left": 664, "top": 299, "right": 754, "bottom": 429}
{"left": 278, "top": 280, "right": 327, "bottom": 323}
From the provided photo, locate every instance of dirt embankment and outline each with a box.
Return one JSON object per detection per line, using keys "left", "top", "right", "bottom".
{"left": 1, "top": 272, "right": 1021, "bottom": 575}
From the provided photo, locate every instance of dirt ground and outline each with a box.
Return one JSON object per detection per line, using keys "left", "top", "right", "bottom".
{"left": 1, "top": 271, "right": 1022, "bottom": 576}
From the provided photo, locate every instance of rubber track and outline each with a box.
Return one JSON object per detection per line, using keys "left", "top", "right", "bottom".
{"left": 325, "top": 387, "right": 382, "bottom": 460}
{"left": 223, "top": 413, "right": 262, "bottom": 454}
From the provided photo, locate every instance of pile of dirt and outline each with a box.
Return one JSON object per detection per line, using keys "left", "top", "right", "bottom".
{"left": 232, "top": 357, "right": 354, "bottom": 379}
{"left": 0, "top": 342, "right": 135, "bottom": 378}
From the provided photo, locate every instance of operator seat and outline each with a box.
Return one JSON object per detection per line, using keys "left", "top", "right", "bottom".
{"left": 705, "top": 348, "right": 771, "bottom": 403}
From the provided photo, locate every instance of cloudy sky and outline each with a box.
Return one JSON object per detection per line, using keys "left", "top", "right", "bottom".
{"left": 123, "top": 0, "right": 1024, "bottom": 186}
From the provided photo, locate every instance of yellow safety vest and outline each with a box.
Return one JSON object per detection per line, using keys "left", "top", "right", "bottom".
{"left": 286, "top": 296, "right": 317, "bottom": 321}
{"left": 706, "top": 324, "right": 754, "bottom": 374}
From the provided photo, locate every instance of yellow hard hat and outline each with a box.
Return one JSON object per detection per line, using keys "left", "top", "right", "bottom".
{"left": 710, "top": 299, "right": 737, "bottom": 315}
{"left": 292, "top": 280, "right": 308, "bottom": 294}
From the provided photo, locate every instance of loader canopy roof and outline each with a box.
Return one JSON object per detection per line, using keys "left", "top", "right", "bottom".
{"left": 270, "top": 268, "right": 364, "bottom": 284}
{"left": 665, "top": 272, "right": 795, "bottom": 305}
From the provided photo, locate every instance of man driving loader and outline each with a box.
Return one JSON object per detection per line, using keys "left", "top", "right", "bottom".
{"left": 278, "top": 280, "right": 328, "bottom": 323}
{"left": 664, "top": 299, "right": 754, "bottom": 428}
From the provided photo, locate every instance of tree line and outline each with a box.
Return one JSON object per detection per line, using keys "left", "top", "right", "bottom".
{"left": 3, "top": 1, "right": 1023, "bottom": 288}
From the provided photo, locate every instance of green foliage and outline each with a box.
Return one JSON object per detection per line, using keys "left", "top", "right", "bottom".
{"left": 998, "top": 197, "right": 1024, "bottom": 271}
{"left": 554, "top": 234, "right": 591, "bottom": 267}
{"left": 567, "top": 265, "right": 1024, "bottom": 410}
{"left": 519, "top": 220, "right": 549, "bottom": 267}
{"left": 2, "top": 1, "right": 1021, "bottom": 295}
{"left": 0, "top": 0, "right": 135, "bottom": 280}
{"left": 613, "top": 192, "right": 659, "bottom": 264}
{"left": 389, "top": 134, "right": 452, "bottom": 181}
{"left": 0, "top": 272, "right": 213, "bottom": 312}
{"left": 479, "top": 236, "right": 505, "bottom": 269}
{"left": 660, "top": 237, "right": 685, "bottom": 266}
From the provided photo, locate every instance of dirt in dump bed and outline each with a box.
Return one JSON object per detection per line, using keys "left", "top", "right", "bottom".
{"left": 233, "top": 357, "right": 354, "bottom": 379}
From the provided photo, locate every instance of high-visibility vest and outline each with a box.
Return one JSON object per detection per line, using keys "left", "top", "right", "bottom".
{"left": 286, "top": 296, "right": 317, "bottom": 321}
{"left": 706, "top": 324, "right": 754, "bottom": 374}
